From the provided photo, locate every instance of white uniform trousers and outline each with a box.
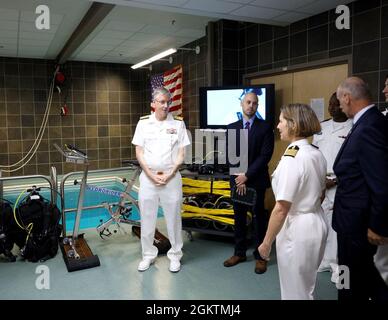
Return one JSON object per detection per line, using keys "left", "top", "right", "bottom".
{"left": 276, "top": 210, "right": 328, "bottom": 300}
{"left": 375, "top": 246, "right": 388, "bottom": 284}
{"left": 138, "top": 171, "right": 183, "bottom": 262}
{"left": 318, "top": 195, "right": 337, "bottom": 272}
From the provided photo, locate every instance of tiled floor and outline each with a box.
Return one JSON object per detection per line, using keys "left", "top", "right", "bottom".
{"left": 0, "top": 219, "right": 337, "bottom": 300}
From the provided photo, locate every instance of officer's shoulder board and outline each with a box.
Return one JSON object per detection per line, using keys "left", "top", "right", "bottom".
{"left": 321, "top": 118, "right": 332, "bottom": 123}
{"left": 311, "top": 144, "right": 319, "bottom": 149}
{"left": 284, "top": 145, "right": 299, "bottom": 158}
{"left": 173, "top": 115, "right": 183, "bottom": 121}
{"left": 139, "top": 115, "right": 150, "bottom": 120}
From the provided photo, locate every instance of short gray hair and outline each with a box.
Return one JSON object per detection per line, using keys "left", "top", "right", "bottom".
{"left": 152, "top": 87, "right": 171, "bottom": 101}
{"left": 338, "top": 77, "right": 372, "bottom": 101}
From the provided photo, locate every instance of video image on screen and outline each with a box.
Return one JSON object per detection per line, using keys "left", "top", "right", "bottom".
{"left": 206, "top": 88, "right": 266, "bottom": 126}
{"left": 199, "top": 85, "right": 274, "bottom": 129}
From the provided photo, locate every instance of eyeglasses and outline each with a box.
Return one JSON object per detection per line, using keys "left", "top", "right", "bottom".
{"left": 154, "top": 99, "right": 172, "bottom": 106}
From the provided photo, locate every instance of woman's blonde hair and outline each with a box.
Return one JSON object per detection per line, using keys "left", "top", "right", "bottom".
{"left": 280, "top": 103, "right": 321, "bottom": 138}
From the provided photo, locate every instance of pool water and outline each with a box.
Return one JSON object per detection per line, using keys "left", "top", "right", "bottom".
{"left": 3, "top": 181, "right": 164, "bottom": 232}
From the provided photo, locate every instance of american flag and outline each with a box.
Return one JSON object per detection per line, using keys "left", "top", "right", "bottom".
{"left": 150, "top": 64, "right": 183, "bottom": 116}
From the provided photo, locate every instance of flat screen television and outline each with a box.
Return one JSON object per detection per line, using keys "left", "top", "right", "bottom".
{"left": 199, "top": 84, "right": 275, "bottom": 129}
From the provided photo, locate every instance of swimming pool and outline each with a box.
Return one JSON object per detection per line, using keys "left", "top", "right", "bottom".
{"left": 2, "top": 176, "right": 163, "bottom": 232}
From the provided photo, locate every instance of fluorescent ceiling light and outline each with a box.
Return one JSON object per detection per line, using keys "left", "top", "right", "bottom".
{"left": 131, "top": 48, "right": 177, "bottom": 69}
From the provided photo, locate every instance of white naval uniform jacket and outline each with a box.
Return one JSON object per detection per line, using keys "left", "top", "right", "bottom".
{"left": 312, "top": 119, "right": 352, "bottom": 206}
{"left": 132, "top": 113, "right": 190, "bottom": 171}
{"left": 272, "top": 139, "right": 328, "bottom": 300}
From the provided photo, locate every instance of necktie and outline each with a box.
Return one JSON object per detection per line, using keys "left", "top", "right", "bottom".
{"left": 245, "top": 121, "right": 250, "bottom": 130}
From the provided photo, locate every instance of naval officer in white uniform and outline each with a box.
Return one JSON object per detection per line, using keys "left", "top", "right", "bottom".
{"left": 312, "top": 93, "right": 352, "bottom": 279}
{"left": 132, "top": 87, "right": 190, "bottom": 273}
{"left": 258, "top": 103, "right": 328, "bottom": 300}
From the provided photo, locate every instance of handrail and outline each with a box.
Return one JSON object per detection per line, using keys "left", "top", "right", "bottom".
{"left": 60, "top": 166, "right": 135, "bottom": 237}
{"left": 63, "top": 201, "right": 131, "bottom": 213}
{"left": 0, "top": 174, "right": 55, "bottom": 201}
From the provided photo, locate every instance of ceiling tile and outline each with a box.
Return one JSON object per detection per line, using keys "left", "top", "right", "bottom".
{"left": 82, "top": 45, "right": 114, "bottom": 52}
{"left": 119, "top": 49, "right": 145, "bottom": 57}
{"left": 297, "top": 0, "right": 353, "bottom": 14}
{"left": 104, "top": 20, "right": 146, "bottom": 32}
{"left": 250, "top": 0, "right": 316, "bottom": 10}
{"left": 89, "top": 37, "right": 123, "bottom": 46}
{"left": 117, "top": 40, "right": 148, "bottom": 48}
{"left": 20, "top": 10, "right": 64, "bottom": 25}
{"left": 24, "top": 53, "right": 48, "bottom": 58}
{"left": 18, "top": 46, "right": 48, "bottom": 53}
{"left": 140, "top": 24, "right": 180, "bottom": 35}
{"left": 184, "top": 0, "right": 242, "bottom": 14}
{"left": 19, "top": 39, "right": 53, "bottom": 46}
{"left": 98, "top": 30, "right": 133, "bottom": 40}
{"left": 0, "top": 20, "right": 18, "bottom": 31}
{"left": 128, "top": 32, "right": 167, "bottom": 42}
{"left": 71, "top": 56, "right": 93, "bottom": 61}
{"left": 230, "top": 5, "right": 285, "bottom": 19}
{"left": 175, "top": 37, "right": 197, "bottom": 45}
{"left": 175, "top": 28, "right": 204, "bottom": 38}
{"left": 273, "top": 11, "right": 310, "bottom": 22}
{"left": 0, "top": 38, "right": 17, "bottom": 45}
{"left": 98, "top": 57, "right": 121, "bottom": 62}
{"left": 129, "top": 0, "right": 190, "bottom": 6}
{"left": 19, "top": 31, "right": 55, "bottom": 41}
{"left": 19, "top": 22, "right": 59, "bottom": 34}
{"left": 0, "top": 48, "right": 17, "bottom": 57}
{"left": 74, "top": 52, "right": 105, "bottom": 58}
{"left": 0, "top": 46, "right": 17, "bottom": 53}
{"left": 0, "top": 8, "right": 19, "bottom": 21}
{"left": 0, "top": 30, "right": 18, "bottom": 38}
{"left": 222, "top": 0, "right": 253, "bottom": 3}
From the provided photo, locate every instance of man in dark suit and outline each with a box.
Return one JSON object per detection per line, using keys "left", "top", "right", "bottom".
{"left": 374, "top": 75, "right": 388, "bottom": 284}
{"left": 333, "top": 76, "right": 388, "bottom": 300}
{"left": 223, "top": 91, "right": 274, "bottom": 274}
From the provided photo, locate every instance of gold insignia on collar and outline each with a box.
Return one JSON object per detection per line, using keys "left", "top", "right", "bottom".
{"left": 284, "top": 145, "right": 299, "bottom": 158}
{"left": 140, "top": 115, "right": 150, "bottom": 120}
{"left": 173, "top": 115, "right": 183, "bottom": 121}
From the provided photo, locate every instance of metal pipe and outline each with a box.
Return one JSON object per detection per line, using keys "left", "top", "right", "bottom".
{"left": 63, "top": 201, "right": 132, "bottom": 213}
{"left": 0, "top": 174, "right": 53, "bottom": 187}
{"left": 50, "top": 166, "right": 57, "bottom": 205}
{"left": 73, "top": 163, "right": 89, "bottom": 240}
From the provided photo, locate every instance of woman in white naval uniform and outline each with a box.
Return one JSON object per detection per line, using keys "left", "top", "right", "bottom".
{"left": 132, "top": 87, "right": 190, "bottom": 273}
{"left": 258, "top": 103, "right": 328, "bottom": 300}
